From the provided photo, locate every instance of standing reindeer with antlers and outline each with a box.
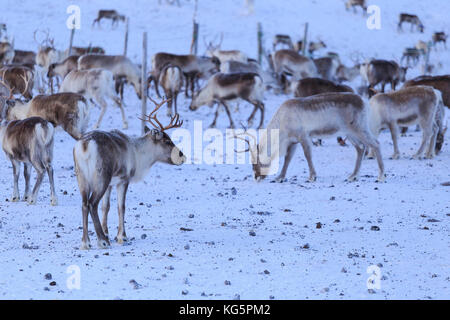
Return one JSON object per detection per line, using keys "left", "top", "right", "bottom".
{"left": 73, "top": 98, "right": 186, "bottom": 249}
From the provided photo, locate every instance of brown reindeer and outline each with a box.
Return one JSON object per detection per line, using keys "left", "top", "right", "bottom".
{"left": 92, "top": 10, "right": 126, "bottom": 28}
{"left": 345, "top": 0, "right": 367, "bottom": 13}
{"left": 0, "top": 116, "right": 57, "bottom": 205}
{"left": 366, "top": 60, "right": 407, "bottom": 96}
{"left": 273, "top": 34, "right": 294, "bottom": 51}
{"left": 398, "top": 13, "right": 424, "bottom": 33}
{"left": 47, "top": 55, "right": 79, "bottom": 80}
{"left": 73, "top": 98, "right": 185, "bottom": 249}
{"left": 5, "top": 92, "right": 89, "bottom": 140}
{"left": 432, "top": 32, "right": 447, "bottom": 49}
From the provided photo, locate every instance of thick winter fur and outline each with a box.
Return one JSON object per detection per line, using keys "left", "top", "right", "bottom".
{"left": 73, "top": 128, "right": 185, "bottom": 249}
{"left": 13, "top": 50, "right": 36, "bottom": 67}
{"left": 151, "top": 52, "right": 219, "bottom": 98}
{"left": 313, "top": 56, "right": 340, "bottom": 81}
{"left": 273, "top": 34, "right": 294, "bottom": 51}
{"left": 336, "top": 63, "right": 360, "bottom": 83}
{"left": 249, "top": 93, "right": 384, "bottom": 182}
{"left": 6, "top": 92, "right": 89, "bottom": 140}
{"left": 345, "top": 0, "right": 367, "bottom": 13}
{"left": 78, "top": 54, "right": 141, "bottom": 99}
{"left": 368, "top": 86, "right": 444, "bottom": 159}
{"left": 60, "top": 68, "right": 127, "bottom": 129}
{"left": 403, "top": 75, "right": 450, "bottom": 108}
{"left": 294, "top": 77, "right": 354, "bottom": 98}
{"left": 0, "top": 65, "right": 34, "bottom": 100}
{"left": 366, "top": 59, "right": 407, "bottom": 95}
{"left": 48, "top": 55, "right": 79, "bottom": 79}
{"left": 272, "top": 50, "right": 318, "bottom": 87}
{"left": 0, "top": 41, "right": 14, "bottom": 65}
{"left": 0, "top": 117, "right": 57, "bottom": 205}
{"left": 159, "top": 64, "right": 183, "bottom": 116}
{"left": 189, "top": 72, "right": 265, "bottom": 128}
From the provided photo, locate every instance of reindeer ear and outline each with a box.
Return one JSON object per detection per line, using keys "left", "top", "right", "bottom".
{"left": 144, "top": 126, "right": 150, "bottom": 133}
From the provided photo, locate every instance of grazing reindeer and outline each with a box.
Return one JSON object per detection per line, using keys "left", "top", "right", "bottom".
{"left": 5, "top": 92, "right": 88, "bottom": 140}
{"left": 336, "top": 63, "right": 361, "bottom": 83}
{"left": 272, "top": 49, "right": 318, "bottom": 89}
{"left": 308, "top": 40, "right": 327, "bottom": 56}
{"left": 432, "top": 32, "right": 447, "bottom": 49}
{"left": 151, "top": 52, "right": 220, "bottom": 98}
{"left": 66, "top": 46, "right": 105, "bottom": 56}
{"left": 158, "top": 64, "right": 183, "bottom": 116}
{"left": 78, "top": 54, "right": 142, "bottom": 100}
{"left": 345, "top": 0, "right": 367, "bottom": 13}
{"left": 221, "top": 60, "right": 278, "bottom": 89}
{"left": 0, "top": 114, "right": 57, "bottom": 205}
{"left": 366, "top": 60, "right": 407, "bottom": 96}
{"left": 205, "top": 34, "right": 248, "bottom": 64}
{"left": 236, "top": 93, "right": 385, "bottom": 182}
{"left": 401, "top": 48, "right": 423, "bottom": 67}
{"left": 92, "top": 10, "right": 126, "bottom": 28}
{"left": 0, "top": 66, "right": 34, "bottom": 100}
{"left": 61, "top": 69, "right": 127, "bottom": 129}
{"left": 189, "top": 72, "right": 265, "bottom": 128}
{"left": 398, "top": 13, "right": 424, "bottom": 33}
{"left": 273, "top": 34, "right": 294, "bottom": 51}
{"left": 369, "top": 86, "right": 445, "bottom": 159}
{"left": 73, "top": 98, "right": 186, "bottom": 249}
{"left": 47, "top": 55, "right": 79, "bottom": 80}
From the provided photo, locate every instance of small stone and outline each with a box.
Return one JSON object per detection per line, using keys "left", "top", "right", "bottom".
{"left": 184, "top": 244, "right": 190, "bottom": 250}
{"left": 49, "top": 281, "right": 57, "bottom": 286}
{"left": 263, "top": 270, "right": 270, "bottom": 275}
{"left": 316, "top": 222, "right": 322, "bottom": 229}
{"left": 188, "top": 214, "right": 194, "bottom": 218}
{"left": 231, "top": 187, "right": 237, "bottom": 195}
{"left": 371, "top": 226, "right": 380, "bottom": 231}
{"left": 129, "top": 279, "right": 142, "bottom": 290}
{"left": 44, "top": 273, "right": 52, "bottom": 280}
{"left": 182, "top": 290, "right": 189, "bottom": 295}
{"left": 233, "top": 294, "right": 241, "bottom": 300}
{"left": 141, "top": 234, "right": 147, "bottom": 240}
{"left": 224, "top": 280, "right": 231, "bottom": 286}
{"left": 249, "top": 231, "right": 256, "bottom": 237}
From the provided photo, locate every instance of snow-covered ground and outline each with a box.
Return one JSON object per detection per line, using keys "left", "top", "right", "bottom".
{"left": 0, "top": 0, "right": 449, "bottom": 300}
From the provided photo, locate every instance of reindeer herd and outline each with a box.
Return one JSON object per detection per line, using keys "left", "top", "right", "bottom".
{"left": 0, "top": 4, "right": 449, "bottom": 249}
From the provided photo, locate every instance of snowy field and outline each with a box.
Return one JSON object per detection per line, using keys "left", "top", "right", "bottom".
{"left": 0, "top": 0, "right": 449, "bottom": 300}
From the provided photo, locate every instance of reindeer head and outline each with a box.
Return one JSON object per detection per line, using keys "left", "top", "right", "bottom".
{"left": 142, "top": 97, "right": 186, "bottom": 165}
{"left": 204, "top": 33, "right": 224, "bottom": 55}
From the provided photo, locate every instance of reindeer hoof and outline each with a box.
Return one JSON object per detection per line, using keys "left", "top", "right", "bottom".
{"left": 27, "top": 198, "right": 36, "bottom": 205}
{"left": 22, "top": 195, "right": 30, "bottom": 202}
{"left": 307, "top": 176, "right": 317, "bottom": 183}
{"left": 10, "top": 196, "right": 20, "bottom": 202}
{"left": 115, "top": 236, "right": 129, "bottom": 244}
{"left": 122, "top": 123, "right": 129, "bottom": 130}
{"left": 50, "top": 197, "right": 58, "bottom": 206}
{"left": 273, "top": 177, "right": 287, "bottom": 183}
{"left": 80, "top": 241, "right": 92, "bottom": 250}
{"left": 390, "top": 153, "right": 400, "bottom": 160}
{"left": 346, "top": 175, "right": 358, "bottom": 182}
{"left": 97, "top": 239, "right": 110, "bottom": 249}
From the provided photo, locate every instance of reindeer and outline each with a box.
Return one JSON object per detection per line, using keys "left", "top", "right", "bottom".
{"left": 92, "top": 10, "right": 126, "bottom": 28}
{"left": 345, "top": 0, "right": 367, "bottom": 13}
{"left": 273, "top": 34, "right": 294, "bottom": 51}
{"left": 293, "top": 78, "right": 353, "bottom": 98}
{"left": 0, "top": 66, "right": 34, "bottom": 100}
{"left": 5, "top": 92, "right": 89, "bottom": 140}
{"left": 205, "top": 33, "right": 248, "bottom": 64}
{"left": 66, "top": 46, "right": 105, "bottom": 56}
{"left": 398, "top": 13, "right": 424, "bottom": 33}
{"left": 47, "top": 55, "right": 79, "bottom": 80}
{"left": 61, "top": 69, "right": 127, "bottom": 130}
{"left": 236, "top": 93, "right": 385, "bottom": 183}
{"left": 272, "top": 49, "right": 318, "bottom": 90}
{"left": 0, "top": 23, "right": 6, "bottom": 39}
{"left": 432, "top": 32, "right": 447, "bottom": 49}
{"left": 12, "top": 50, "right": 36, "bottom": 67}
{"left": 403, "top": 75, "right": 450, "bottom": 108}
{"left": 308, "top": 40, "right": 327, "bottom": 56}
{"left": 73, "top": 98, "right": 185, "bottom": 249}
{"left": 189, "top": 72, "right": 265, "bottom": 128}
{"left": 336, "top": 63, "right": 361, "bottom": 83}
{"left": 0, "top": 114, "right": 57, "bottom": 205}
{"left": 150, "top": 52, "right": 220, "bottom": 98}
{"left": 221, "top": 60, "right": 278, "bottom": 90}
{"left": 313, "top": 55, "right": 340, "bottom": 81}
{"left": 158, "top": 64, "right": 183, "bottom": 116}
{"left": 78, "top": 54, "right": 142, "bottom": 100}
{"left": 366, "top": 60, "right": 407, "bottom": 96}
{"left": 369, "top": 86, "right": 445, "bottom": 159}
{"left": 401, "top": 48, "right": 423, "bottom": 67}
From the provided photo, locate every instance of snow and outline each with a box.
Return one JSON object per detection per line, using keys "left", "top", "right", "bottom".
{"left": 0, "top": 0, "right": 449, "bottom": 300}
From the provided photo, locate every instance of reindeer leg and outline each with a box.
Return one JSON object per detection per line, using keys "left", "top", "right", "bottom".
{"left": 388, "top": 122, "right": 401, "bottom": 159}
{"left": 174, "top": 92, "right": 178, "bottom": 115}
{"left": 221, "top": 100, "right": 235, "bottom": 128}
{"left": 21, "top": 163, "right": 31, "bottom": 202}
{"left": 346, "top": 137, "right": 365, "bottom": 182}
{"left": 209, "top": 103, "right": 220, "bottom": 128}
{"left": 275, "top": 143, "right": 298, "bottom": 183}
{"left": 112, "top": 96, "right": 128, "bottom": 129}
{"left": 10, "top": 159, "right": 20, "bottom": 202}
{"left": 94, "top": 97, "right": 108, "bottom": 129}
{"left": 88, "top": 187, "right": 111, "bottom": 249}
{"left": 101, "top": 186, "right": 112, "bottom": 237}
{"left": 115, "top": 181, "right": 129, "bottom": 244}
{"left": 299, "top": 137, "right": 317, "bottom": 182}
{"left": 46, "top": 164, "right": 58, "bottom": 206}
{"left": 28, "top": 165, "right": 45, "bottom": 205}
{"left": 355, "top": 130, "right": 385, "bottom": 182}
{"left": 426, "top": 122, "right": 439, "bottom": 159}
{"left": 413, "top": 123, "right": 433, "bottom": 159}
{"left": 258, "top": 102, "right": 265, "bottom": 129}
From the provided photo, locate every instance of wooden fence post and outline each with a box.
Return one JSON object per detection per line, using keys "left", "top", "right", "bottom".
{"left": 257, "top": 22, "right": 263, "bottom": 64}
{"left": 124, "top": 17, "right": 129, "bottom": 56}
{"left": 302, "top": 22, "right": 308, "bottom": 56}
{"left": 141, "top": 32, "right": 148, "bottom": 135}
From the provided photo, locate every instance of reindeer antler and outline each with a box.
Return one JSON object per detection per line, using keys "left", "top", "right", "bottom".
{"left": 233, "top": 122, "right": 257, "bottom": 153}
{"left": 19, "top": 73, "right": 31, "bottom": 97}
{"left": 0, "top": 78, "right": 13, "bottom": 100}
{"left": 142, "top": 96, "right": 183, "bottom": 132}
